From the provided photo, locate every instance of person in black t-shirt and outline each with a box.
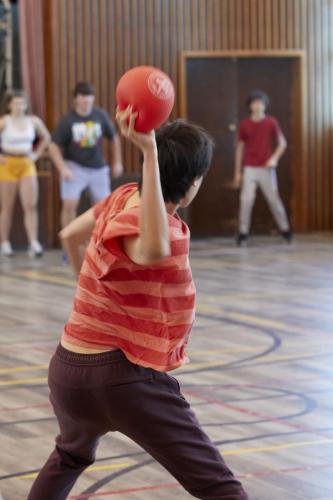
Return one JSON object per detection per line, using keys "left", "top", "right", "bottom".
{"left": 49, "top": 82, "right": 123, "bottom": 228}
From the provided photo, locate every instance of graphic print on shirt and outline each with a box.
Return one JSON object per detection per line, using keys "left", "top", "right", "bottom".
{"left": 72, "top": 121, "right": 102, "bottom": 147}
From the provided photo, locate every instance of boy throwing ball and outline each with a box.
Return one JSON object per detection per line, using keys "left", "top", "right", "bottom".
{"left": 28, "top": 107, "right": 248, "bottom": 500}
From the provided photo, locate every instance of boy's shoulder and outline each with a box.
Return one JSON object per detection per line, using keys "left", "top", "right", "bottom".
{"left": 92, "top": 106, "right": 111, "bottom": 120}
{"left": 265, "top": 115, "right": 279, "bottom": 124}
{"left": 93, "top": 183, "right": 138, "bottom": 220}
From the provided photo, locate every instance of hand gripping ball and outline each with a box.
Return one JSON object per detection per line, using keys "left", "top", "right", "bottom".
{"left": 116, "top": 66, "right": 175, "bottom": 133}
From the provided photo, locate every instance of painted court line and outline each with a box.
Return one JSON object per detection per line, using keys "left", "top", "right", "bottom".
{"left": 13, "top": 438, "right": 333, "bottom": 483}
{"left": 69, "top": 462, "right": 333, "bottom": 498}
{"left": 0, "top": 364, "right": 48, "bottom": 375}
{"left": 0, "top": 336, "right": 331, "bottom": 378}
{"left": 221, "top": 438, "right": 333, "bottom": 456}
{"left": 10, "top": 270, "right": 76, "bottom": 286}
{"left": 184, "top": 387, "right": 333, "bottom": 439}
{"left": 70, "top": 482, "right": 180, "bottom": 499}
{"left": 0, "top": 376, "right": 47, "bottom": 387}
{"left": 1, "top": 350, "right": 332, "bottom": 386}
{"left": 19, "top": 462, "right": 131, "bottom": 480}
{"left": 0, "top": 402, "right": 50, "bottom": 413}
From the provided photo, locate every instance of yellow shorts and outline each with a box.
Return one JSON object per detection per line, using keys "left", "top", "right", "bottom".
{"left": 0, "top": 156, "right": 37, "bottom": 182}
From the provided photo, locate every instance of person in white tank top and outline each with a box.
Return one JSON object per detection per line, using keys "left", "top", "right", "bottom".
{"left": 1, "top": 114, "right": 36, "bottom": 155}
{"left": 0, "top": 90, "right": 50, "bottom": 257}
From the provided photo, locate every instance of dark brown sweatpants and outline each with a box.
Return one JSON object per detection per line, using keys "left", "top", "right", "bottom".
{"left": 28, "top": 344, "right": 249, "bottom": 500}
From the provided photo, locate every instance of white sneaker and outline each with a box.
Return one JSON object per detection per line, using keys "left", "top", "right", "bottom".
{"left": 1, "top": 241, "right": 14, "bottom": 257}
{"left": 28, "top": 240, "right": 43, "bottom": 258}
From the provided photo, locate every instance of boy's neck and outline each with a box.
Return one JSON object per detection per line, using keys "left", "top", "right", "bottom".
{"left": 250, "top": 112, "right": 266, "bottom": 122}
{"left": 166, "top": 202, "right": 178, "bottom": 215}
{"left": 74, "top": 106, "right": 92, "bottom": 117}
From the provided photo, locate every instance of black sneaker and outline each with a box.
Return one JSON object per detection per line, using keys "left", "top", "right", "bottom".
{"left": 281, "top": 230, "right": 293, "bottom": 244}
{"left": 236, "top": 233, "right": 248, "bottom": 247}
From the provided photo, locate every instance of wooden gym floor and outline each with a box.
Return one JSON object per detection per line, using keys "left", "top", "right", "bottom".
{"left": 0, "top": 234, "right": 333, "bottom": 500}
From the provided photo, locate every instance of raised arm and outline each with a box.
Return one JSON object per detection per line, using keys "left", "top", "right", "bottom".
{"left": 110, "top": 133, "right": 123, "bottom": 178}
{"left": 116, "top": 106, "right": 170, "bottom": 266}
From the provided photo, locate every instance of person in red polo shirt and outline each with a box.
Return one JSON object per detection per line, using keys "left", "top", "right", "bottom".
{"left": 28, "top": 107, "right": 248, "bottom": 500}
{"left": 233, "top": 90, "right": 292, "bottom": 246}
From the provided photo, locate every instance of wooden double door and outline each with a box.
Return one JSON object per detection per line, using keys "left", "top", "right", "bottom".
{"left": 182, "top": 53, "right": 303, "bottom": 236}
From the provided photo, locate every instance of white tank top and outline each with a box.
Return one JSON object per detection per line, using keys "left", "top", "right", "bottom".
{"left": 1, "top": 115, "right": 36, "bottom": 155}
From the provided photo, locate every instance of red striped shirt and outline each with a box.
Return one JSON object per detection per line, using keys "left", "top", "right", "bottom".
{"left": 62, "top": 183, "right": 195, "bottom": 371}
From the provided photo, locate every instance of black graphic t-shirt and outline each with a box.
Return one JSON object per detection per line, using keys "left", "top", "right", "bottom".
{"left": 51, "top": 107, "right": 116, "bottom": 168}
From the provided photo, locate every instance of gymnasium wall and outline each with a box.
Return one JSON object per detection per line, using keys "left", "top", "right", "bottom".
{"left": 44, "top": 0, "right": 333, "bottom": 231}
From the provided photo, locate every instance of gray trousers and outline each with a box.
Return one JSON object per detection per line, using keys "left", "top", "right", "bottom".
{"left": 239, "top": 166, "right": 290, "bottom": 234}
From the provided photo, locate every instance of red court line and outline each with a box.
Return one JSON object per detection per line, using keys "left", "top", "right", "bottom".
{"left": 183, "top": 387, "right": 333, "bottom": 440}
{"left": 181, "top": 374, "right": 333, "bottom": 389}
{"left": 69, "top": 463, "right": 333, "bottom": 498}
{"left": 69, "top": 482, "right": 179, "bottom": 499}
{"left": 0, "top": 402, "right": 50, "bottom": 413}
{"left": 0, "top": 346, "right": 55, "bottom": 354}
{"left": 32, "top": 347, "right": 55, "bottom": 354}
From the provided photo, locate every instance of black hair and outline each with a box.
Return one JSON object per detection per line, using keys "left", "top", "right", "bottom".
{"left": 246, "top": 90, "right": 270, "bottom": 110}
{"left": 73, "top": 81, "right": 95, "bottom": 97}
{"left": 139, "top": 119, "right": 214, "bottom": 204}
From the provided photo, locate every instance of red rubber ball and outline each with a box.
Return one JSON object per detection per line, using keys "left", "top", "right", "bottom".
{"left": 116, "top": 66, "right": 175, "bottom": 133}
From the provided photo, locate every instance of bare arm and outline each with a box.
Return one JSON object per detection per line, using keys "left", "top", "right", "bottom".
{"left": 49, "top": 142, "right": 74, "bottom": 180}
{"left": 233, "top": 140, "right": 245, "bottom": 187}
{"left": 31, "top": 116, "right": 51, "bottom": 161}
{"left": 117, "top": 106, "right": 170, "bottom": 266}
{"left": 265, "top": 134, "right": 287, "bottom": 168}
{"left": 0, "top": 117, "right": 6, "bottom": 162}
{"left": 110, "top": 133, "right": 123, "bottom": 177}
{"left": 59, "top": 208, "right": 96, "bottom": 276}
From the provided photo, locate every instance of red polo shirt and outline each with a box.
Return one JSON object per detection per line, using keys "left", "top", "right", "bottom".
{"left": 238, "top": 115, "right": 282, "bottom": 167}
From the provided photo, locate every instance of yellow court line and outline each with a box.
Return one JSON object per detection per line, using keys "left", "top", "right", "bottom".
{"left": 222, "top": 438, "right": 333, "bottom": 456}
{"left": 179, "top": 350, "right": 333, "bottom": 371}
{"left": 197, "top": 303, "right": 331, "bottom": 336}
{"left": 1, "top": 348, "right": 332, "bottom": 384}
{"left": 188, "top": 338, "right": 333, "bottom": 357}
{"left": 180, "top": 359, "right": 229, "bottom": 370}
{"left": 0, "top": 364, "right": 48, "bottom": 375}
{"left": 197, "top": 303, "right": 288, "bottom": 329}
{"left": 0, "top": 338, "right": 329, "bottom": 378}
{"left": 18, "top": 440, "right": 333, "bottom": 480}
{"left": 19, "top": 462, "right": 131, "bottom": 480}
{"left": 0, "top": 337, "right": 331, "bottom": 376}
{"left": 197, "top": 305, "right": 295, "bottom": 330}
{"left": 0, "top": 376, "right": 47, "bottom": 386}
{"left": 187, "top": 346, "right": 261, "bottom": 356}
{"left": 11, "top": 270, "right": 76, "bottom": 286}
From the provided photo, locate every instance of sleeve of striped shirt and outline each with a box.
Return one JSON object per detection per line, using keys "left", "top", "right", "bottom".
{"left": 93, "top": 194, "right": 113, "bottom": 220}
{"left": 98, "top": 209, "right": 140, "bottom": 262}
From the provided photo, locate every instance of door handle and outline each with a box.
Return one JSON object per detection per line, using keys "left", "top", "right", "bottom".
{"left": 228, "top": 123, "right": 237, "bottom": 132}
